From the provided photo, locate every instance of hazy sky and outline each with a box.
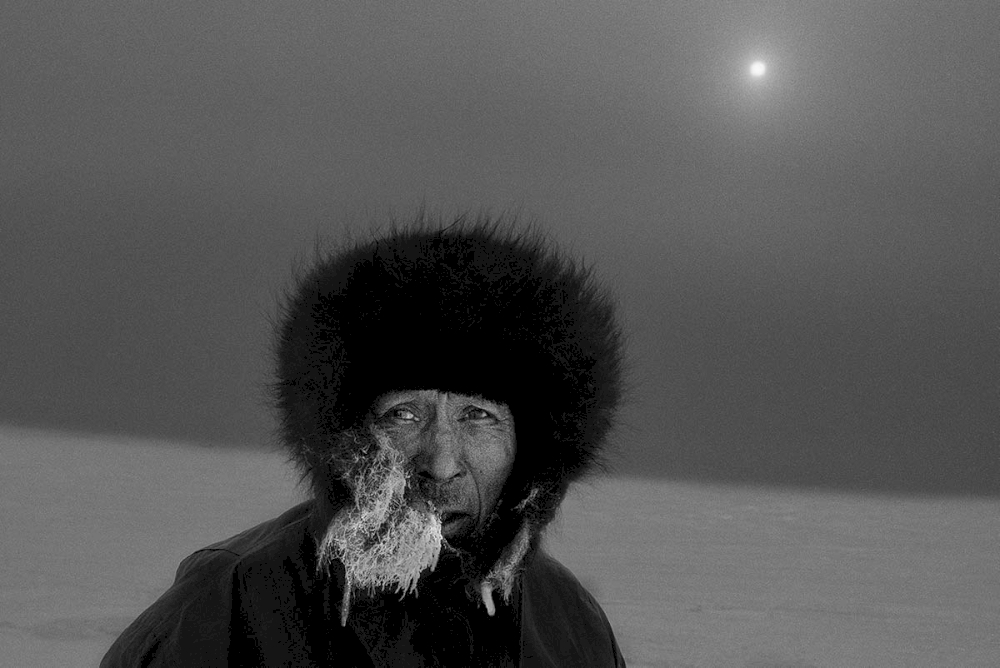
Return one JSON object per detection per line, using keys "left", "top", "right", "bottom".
{"left": 2, "top": 1, "right": 997, "bottom": 494}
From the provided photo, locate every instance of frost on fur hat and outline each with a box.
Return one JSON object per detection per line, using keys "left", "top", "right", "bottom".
{"left": 273, "top": 215, "right": 625, "bottom": 579}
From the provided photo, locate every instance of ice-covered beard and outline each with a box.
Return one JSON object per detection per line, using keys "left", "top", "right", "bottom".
{"left": 315, "top": 428, "right": 447, "bottom": 627}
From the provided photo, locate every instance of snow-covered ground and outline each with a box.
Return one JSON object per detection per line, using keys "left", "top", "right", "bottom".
{"left": 2, "top": 427, "right": 997, "bottom": 667}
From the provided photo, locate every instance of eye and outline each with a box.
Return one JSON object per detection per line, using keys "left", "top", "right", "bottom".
{"left": 379, "top": 405, "right": 419, "bottom": 424}
{"left": 461, "top": 406, "right": 493, "bottom": 422}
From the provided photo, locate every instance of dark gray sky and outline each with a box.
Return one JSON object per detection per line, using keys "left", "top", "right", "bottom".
{"left": 2, "top": 1, "right": 997, "bottom": 494}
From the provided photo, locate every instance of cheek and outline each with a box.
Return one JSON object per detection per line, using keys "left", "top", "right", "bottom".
{"left": 379, "top": 427, "right": 420, "bottom": 459}
{"left": 466, "top": 435, "right": 515, "bottom": 503}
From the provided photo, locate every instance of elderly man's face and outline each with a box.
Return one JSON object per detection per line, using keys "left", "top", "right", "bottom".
{"left": 372, "top": 389, "right": 516, "bottom": 540}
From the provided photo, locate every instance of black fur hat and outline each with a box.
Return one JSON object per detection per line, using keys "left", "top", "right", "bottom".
{"left": 273, "top": 214, "right": 624, "bottom": 580}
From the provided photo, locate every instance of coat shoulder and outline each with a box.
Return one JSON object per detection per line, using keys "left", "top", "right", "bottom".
{"left": 521, "top": 550, "right": 627, "bottom": 667}
{"left": 100, "top": 503, "right": 316, "bottom": 668}
{"left": 181, "top": 502, "right": 315, "bottom": 572}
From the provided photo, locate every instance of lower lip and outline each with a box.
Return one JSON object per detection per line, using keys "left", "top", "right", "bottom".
{"left": 441, "top": 513, "right": 471, "bottom": 533}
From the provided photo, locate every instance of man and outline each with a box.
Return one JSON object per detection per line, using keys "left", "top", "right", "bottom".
{"left": 102, "top": 216, "right": 627, "bottom": 667}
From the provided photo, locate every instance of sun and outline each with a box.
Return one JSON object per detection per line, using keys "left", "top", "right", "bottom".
{"left": 749, "top": 61, "right": 766, "bottom": 78}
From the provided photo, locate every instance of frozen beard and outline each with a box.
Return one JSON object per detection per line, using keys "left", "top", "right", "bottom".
{"left": 315, "top": 429, "right": 445, "bottom": 626}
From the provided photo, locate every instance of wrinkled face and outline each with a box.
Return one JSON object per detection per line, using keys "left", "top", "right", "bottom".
{"left": 371, "top": 389, "right": 516, "bottom": 540}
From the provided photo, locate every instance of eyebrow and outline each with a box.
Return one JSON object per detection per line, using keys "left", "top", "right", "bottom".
{"left": 464, "top": 397, "right": 512, "bottom": 420}
{"left": 373, "top": 391, "right": 510, "bottom": 414}
{"left": 371, "top": 392, "right": 416, "bottom": 414}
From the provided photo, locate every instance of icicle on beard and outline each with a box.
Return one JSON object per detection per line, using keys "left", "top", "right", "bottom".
{"left": 315, "top": 428, "right": 447, "bottom": 626}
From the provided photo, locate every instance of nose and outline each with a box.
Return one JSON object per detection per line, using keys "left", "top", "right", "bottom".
{"left": 413, "top": 416, "right": 464, "bottom": 482}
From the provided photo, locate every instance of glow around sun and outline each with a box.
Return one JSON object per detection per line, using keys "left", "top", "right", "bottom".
{"left": 750, "top": 61, "right": 766, "bottom": 77}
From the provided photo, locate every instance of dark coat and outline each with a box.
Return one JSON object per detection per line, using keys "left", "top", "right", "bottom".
{"left": 101, "top": 503, "right": 626, "bottom": 667}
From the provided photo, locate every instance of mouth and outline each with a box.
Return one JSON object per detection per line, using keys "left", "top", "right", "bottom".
{"left": 439, "top": 511, "right": 472, "bottom": 536}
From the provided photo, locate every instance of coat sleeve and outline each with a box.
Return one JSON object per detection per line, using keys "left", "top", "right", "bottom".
{"left": 100, "top": 548, "right": 242, "bottom": 668}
